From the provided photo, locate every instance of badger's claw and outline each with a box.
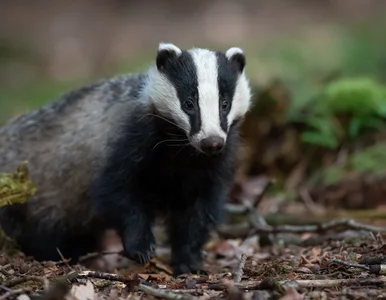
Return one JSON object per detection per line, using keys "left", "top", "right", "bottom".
{"left": 122, "top": 233, "right": 156, "bottom": 265}
{"left": 125, "top": 249, "right": 154, "bottom": 265}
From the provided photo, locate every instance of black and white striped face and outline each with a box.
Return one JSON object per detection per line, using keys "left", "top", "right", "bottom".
{"left": 144, "top": 43, "right": 251, "bottom": 155}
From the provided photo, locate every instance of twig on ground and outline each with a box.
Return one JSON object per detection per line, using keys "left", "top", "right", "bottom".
{"left": 138, "top": 284, "right": 197, "bottom": 300}
{"left": 159, "top": 289, "right": 206, "bottom": 295}
{"left": 286, "top": 278, "right": 386, "bottom": 288}
{"left": 55, "top": 248, "right": 72, "bottom": 268}
{"left": 233, "top": 254, "right": 247, "bottom": 283}
{"left": 0, "top": 287, "right": 32, "bottom": 300}
{"left": 78, "top": 250, "right": 124, "bottom": 263}
{"left": 331, "top": 259, "right": 370, "bottom": 271}
{"left": 71, "top": 270, "right": 137, "bottom": 284}
{"left": 0, "top": 264, "right": 11, "bottom": 277}
{"left": 252, "top": 178, "right": 274, "bottom": 208}
{"left": 225, "top": 178, "right": 274, "bottom": 214}
{"left": 249, "top": 218, "right": 386, "bottom": 235}
{"left": 376, "top": 232, "right": 385, "bottom": 246}
{"left": 298, "top": 187, "right": 325, "bottom": 215}
{"left": 205, "top": 277, "right": 386, "bottom": 291}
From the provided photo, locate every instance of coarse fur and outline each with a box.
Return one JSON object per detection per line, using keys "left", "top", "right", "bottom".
{"left": 0, "top": 43, "right": 252, "bottom": 276}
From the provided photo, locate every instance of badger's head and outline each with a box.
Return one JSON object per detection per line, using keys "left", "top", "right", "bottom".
{"left": 143, "top": 43, "right": 252, "bottom": 155}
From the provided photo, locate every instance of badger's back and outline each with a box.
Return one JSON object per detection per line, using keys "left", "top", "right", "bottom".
{"left": 0, "top": 73, "right": 147, "bottom": 247}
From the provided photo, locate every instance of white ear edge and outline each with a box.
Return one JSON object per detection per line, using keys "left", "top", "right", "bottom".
{"left": 158, "top": 43, "right": 182, "bottom": 56}
{"left": 225, "top": 47, "right": 244, "bottom": 59}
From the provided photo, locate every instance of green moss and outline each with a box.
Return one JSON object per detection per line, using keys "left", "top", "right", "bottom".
{"left": 349, "top": 143, "right": 386, "bottom": 174}
{"left": 309, "top": 143, "right": 386, "bottom": 186}
{"left": 294, "top": 77, "right": 386, "bottom": 149}
{"left": 309, "top": 165, "right": 346, "bottom": 186}
{"left": 0, "top": 161, "right": 37, "bottom": 207}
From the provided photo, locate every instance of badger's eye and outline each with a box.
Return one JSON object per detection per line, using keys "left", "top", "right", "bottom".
{"left": 185, "top": 100, "right": 195, "bottom": 110}
{"left": 222, "top": 101, "right": 229, "bottom": 110}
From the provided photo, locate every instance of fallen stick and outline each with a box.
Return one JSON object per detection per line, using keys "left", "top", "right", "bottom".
{"left": 71, "top": 270, "right": 137, "bottom": 284}
{"left": 233, "top": 254, "right": 247, "bottom": 283}
{"left": 0, "top": 288, "right": 32, "bottom": 300}
{"left": 78, "top": 250, "right": 124, "bottom": 263}
{"left": 138, "top": 284, "right": 197, "bottom": 300}
{"left": 248, "top": 218, "right": 386, "bottom": 235}
{"left": 331, "top": 259, "right": 370, "bottom": 271}
{"left": 0, "top": 265, "right": 11, "bottom": 277}
{"left": 205, "top": 277, "right": 386, "bottom": 291}
{"left": 285, "top": 278, "right": 386, "bottom": 288}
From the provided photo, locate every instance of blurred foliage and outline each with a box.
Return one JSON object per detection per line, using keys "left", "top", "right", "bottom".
{"left": 310, "top": 143, "right": 386, "bottom": 186}
{"left": 2, "top": 22, "right": 386, "bottom": 192}
{"left": 294, "top": 77, "right": 386, "bottom": 149}
{"left": 350, "top": 142, "right": 386, "bottom": 174}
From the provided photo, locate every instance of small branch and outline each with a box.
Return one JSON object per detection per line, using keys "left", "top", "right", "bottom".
{"left": 73, "top": 270, "right": 137, "bottom": 284}
{"left": 249, "top": 219, "right": 386, "bottom": 235}
{"left": 204, "top": 277, "right": 386, "bottom": 291}
{"left": 331, "top": 259, "right": 370, "bottom": 271}
{"left": 253, "top": 178, "right": 274, "bottom": 208}
{"left": 233, "top": 254, "right": 247, "bottom": 283}
{"left": 298, "top": 187, "right": 324, "bottom": 215}
{"left": 288, "top": 278, "right": 386, "bottom": 288}
{"left": 0, "top": 288, "right": 32, "bottom": 300}
{"left": 56, "top": 247, "right": 72, "bottom": 267}
{"left": 138, "top": 284, "right": 196, "bottom": 300}
{"left": 78, "top": 250, "right": 124, "bottom": 263}
{"left": 0, "top": 265, "right": 11, "bottom": 277}
{"left": 225, "top": 178, "right": 274, "bottom": 214}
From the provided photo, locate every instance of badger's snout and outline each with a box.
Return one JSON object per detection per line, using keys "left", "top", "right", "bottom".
{"left": 200, "top": 136, "right": 225, "bottom": 155}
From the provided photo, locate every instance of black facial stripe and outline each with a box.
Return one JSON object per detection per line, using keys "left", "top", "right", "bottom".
{"left": 157, "top": 51, "right": 201, "bottom": 136}
{"left": 215, "top": 51, "right": 239, "bottom": 132}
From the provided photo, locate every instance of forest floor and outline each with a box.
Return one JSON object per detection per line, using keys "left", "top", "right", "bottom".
{"left": 1, "top": 177, "right": 386, "bottom": 300}
{"left": 1, "top": 223, "right": 386, "bottom": 300}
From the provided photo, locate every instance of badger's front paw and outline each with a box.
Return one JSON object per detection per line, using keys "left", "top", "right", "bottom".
{"left": 172, "top": 262, "right": 208, "bottom": 277}
{"left": 122, "top": 231, "right": 156, "bottom": 265}
{"left": 172, "top": 252, "right": 205, "bottom": 277}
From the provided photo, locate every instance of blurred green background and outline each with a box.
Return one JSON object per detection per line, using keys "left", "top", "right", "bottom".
{"left": 1, "top": 0, "right": 386, "bottom": 215}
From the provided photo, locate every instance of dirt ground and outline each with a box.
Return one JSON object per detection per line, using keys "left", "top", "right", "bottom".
{"left": 1, "top": 177, "right": 386, "bottom": 300}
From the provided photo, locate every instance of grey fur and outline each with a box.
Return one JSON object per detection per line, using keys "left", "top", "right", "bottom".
{"left": 0, "top": 73, "right": 148, "bottom": 242}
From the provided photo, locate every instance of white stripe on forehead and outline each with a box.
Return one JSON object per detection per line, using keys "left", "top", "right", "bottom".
{"left": 189, "top": 48, "right": 226, "bottom": 141}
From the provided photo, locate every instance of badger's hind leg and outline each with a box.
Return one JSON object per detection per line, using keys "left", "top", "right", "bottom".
{"left": 0, "top": 204, "right": 102, "bottom": 263}
{"left": 19, "top": 227, "right": 102, "bottom": 263}
{"left": 167, "top": 189, "right": 226, "bottom": 276}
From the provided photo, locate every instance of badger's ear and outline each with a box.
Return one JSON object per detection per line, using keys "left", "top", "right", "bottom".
{"left": 226, "top": 47, "right": 246, "bottom": 73}
{"left": 156, "top": 43, "right": 182, "bottom": 71}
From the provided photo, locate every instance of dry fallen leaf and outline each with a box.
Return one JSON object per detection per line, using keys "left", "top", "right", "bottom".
{"left": 66, "top": 281, "right": 96, "bottom": 300}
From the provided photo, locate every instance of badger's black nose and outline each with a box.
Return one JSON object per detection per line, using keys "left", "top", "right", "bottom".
{"left": 200, "top": 136, "right": 225, "bottom": 155}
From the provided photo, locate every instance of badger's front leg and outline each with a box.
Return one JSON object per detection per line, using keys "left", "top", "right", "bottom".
{"left": 118, "top": 204, "right": 156, "bottom": 265}
{"left": 98, "top": 197, "right": 156, "bottom": 264}
{"left": 168, "top": 193, "right": 224, "bottom": 276}
{"left": 92, "top": 173, "right": 156, "bottom": 265}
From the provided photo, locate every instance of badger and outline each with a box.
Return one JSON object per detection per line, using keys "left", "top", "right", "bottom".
{"left": 0, "top": 43, "right": 252, "bottom": 276}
